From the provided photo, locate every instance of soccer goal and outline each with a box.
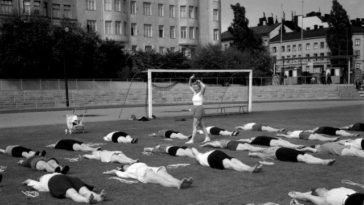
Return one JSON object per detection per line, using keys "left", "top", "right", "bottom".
{"left": 147, "top": 69, "right": 253, "bottom": 118}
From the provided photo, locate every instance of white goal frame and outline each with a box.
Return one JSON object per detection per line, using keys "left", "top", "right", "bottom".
{"left": 147, "top": 69, "right": 253, "bottom": 118}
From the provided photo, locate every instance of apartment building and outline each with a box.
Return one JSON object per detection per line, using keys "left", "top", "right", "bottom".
{"left": 1, "top": 0, "right": 221, "bottom": 54}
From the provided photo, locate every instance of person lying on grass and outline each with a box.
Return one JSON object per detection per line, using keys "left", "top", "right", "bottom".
{"left": 197, "top": 126, "right": 239, "bottom": 136}
{"left": 0, "top": 145, "right": 46, "bottom": 158}
{"left": 248, "top": 147, "right": 335, "bottom": 166}
{"left": 18, "top": 156, "right": 70, "bottom": 174}
{"left": 277, "top": 130, "right": 339, "bottom": 142}
{"left": 235, "top": 123, "right": 285, "bottom": 133}
{"left": 200, "top": 139, "right": 267, "bottom": 152}
{"left": 103, "top": 131, "right": 138, "bottom": 144}
{"left": 149, "top": 129, "right": 191, "bottom": 140}
{"left": 23, "top": 173, "right": 105, "bottom": 204}
{"left": 236, "top": 136, "right": 306, "bottom": 149}
{"left": 306, "top": 142, "right": 364, "bottom": 158}
{"left": 337, "top": 138, "right": 364, "bottom": 150}
{"left": 103, "top": 162, "right": 193, "bottom": 189}
{"left": 47, "top": 139, "right": 100, "bottom": 152}
{"left": 191, "top": 148, "right": 262, "bottom": 173}
{"left": 143, "top": 144, "right": 194, "bottom": 158}
{"left": 288, "top": 187, "right": 364, "bottom": 205}
{"left": 307, "top": 126, "right": 359, "bottom": 137}
{"left": 340, "top": 122, "right": 364, "bottom": 131}
{"left": 83, "top": 150, "right": 138, "bottom": 164}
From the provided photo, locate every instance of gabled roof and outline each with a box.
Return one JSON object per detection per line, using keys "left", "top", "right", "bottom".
{"left": 221, "top": 23, "right": 281, "bottom": 41}
{"left": 270, "top": 28, "right": 328, "bottom": 43}
{"left": 352, "top": 26, "right": 364, "bottom": 34}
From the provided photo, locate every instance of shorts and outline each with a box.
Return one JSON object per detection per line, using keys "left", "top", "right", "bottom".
{"left": 192, "top": 105, "right": 205, "bottom": 120}
{"left": 314, "top": 127, "right": 339, "bottom": 136}
{"left": 55, "top": 139, "right": 82, "bottom": 151}
{"left": 299, "top": 132, "right": 311, "bottom": 140}
{"left": 275, "top": 148, "right": 305, "bottom": 162}
{"left": 344, "top": 193, "right": 364, "bottom": 205}
{"left": 11, "top": 146, "right": 31, "bottom": 158}
{"left": 48, "top": 175, "right": 94, "bottom": 198}
{"left": 226, "top": 141, "right": 240, "bottom": 151}
{"left": 111, "top": 132, "right": 128, "bottom": 143}
{"left": 207, "top": 150, "right": 232, "bottom": 170}
{"left": 167, "top": 146, "right": 187, "bottom": 156}
{"left": 251, "top": 136, "right": 277, "bottom": 146}
{"left": 351, "top": 123, "right": 364, "bottom": 131}
{"left": 165, "top": 130, "right": 178, "bottom": 138}
{"left": 251, "top": 124, "right": 263, "bottom": 131}
{"left": 209, "top": 127, "right": 224, "bottom": 135}
{"left": 361, "top": 139, "right": 364, "bottom": 150}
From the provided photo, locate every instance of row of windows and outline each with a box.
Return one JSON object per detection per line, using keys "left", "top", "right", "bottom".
{"left": 0, "top": 0, "right": 72, "bottom": 18}
{"left": 86, "top": 0, "right": 125, "bottom": 12}
{"left": 131, "top": 2, "right": 202, "bottom": 19}
{"left": 272, "top": 41, "right": 326, "bottom": 53}
{"left": 280, "top": 53, "right": 329, "bottom": 63}
{"left": 104, "top": 21, "right": 127, "bottom": 35}
{"left": 131, "top": 45, "right": 176, "bottom": 54}
{"left": 354, "top": 39, "right": 361, "bottom": 46}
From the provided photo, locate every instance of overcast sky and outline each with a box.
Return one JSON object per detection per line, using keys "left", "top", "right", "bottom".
{"left": 221, "top": 0, "right": 364, "bottom": 31}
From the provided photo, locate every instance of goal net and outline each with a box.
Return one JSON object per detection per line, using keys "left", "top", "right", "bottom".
{"left": 147, "top": 69, "right": 253, "bottom": 118}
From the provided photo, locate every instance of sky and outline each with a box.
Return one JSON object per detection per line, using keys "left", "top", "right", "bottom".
{"left": 221, "top": 0, "right": 364, "bottom": 31}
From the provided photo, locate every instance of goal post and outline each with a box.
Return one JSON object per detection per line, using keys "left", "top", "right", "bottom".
{"left": 147, "top": 69, "right": 253, "bottom": 118}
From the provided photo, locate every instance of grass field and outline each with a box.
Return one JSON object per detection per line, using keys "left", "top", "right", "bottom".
{"left": 0, "top": 104, "right": 363, "bottom": 205}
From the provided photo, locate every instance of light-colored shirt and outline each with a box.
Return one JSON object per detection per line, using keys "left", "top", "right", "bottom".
{"left": 192, "top": 92, "right": 203, "bottom": 105}
{"left": 195, "top": 150, "right": 214, "bottom": 167}
{"left": 26, "top": 173, "right": 60, "bottom": 192}
{"left": 324, "top": 187, "right": 356, "bottom": 205}
{"left": 114, "top": 162, "right": 161, "bottom": 183}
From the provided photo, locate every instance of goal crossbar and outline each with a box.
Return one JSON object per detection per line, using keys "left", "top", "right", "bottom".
{"left": 147, "top": 69, "right": 253, "bottom": 118}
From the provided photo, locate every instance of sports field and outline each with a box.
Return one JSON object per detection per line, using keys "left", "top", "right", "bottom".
{"left": 0, "top": 104, "right": 363, "bottom": 205}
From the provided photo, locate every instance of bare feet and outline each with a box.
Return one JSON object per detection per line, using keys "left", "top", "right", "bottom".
{"left": 326, "top": 159, "right": 335, "bottom": 166}
{"left": 251, "top": 164, "right": 263, "bottom": 173}
{"left": 178, "top": 178, "right": 192, "bottom": 189}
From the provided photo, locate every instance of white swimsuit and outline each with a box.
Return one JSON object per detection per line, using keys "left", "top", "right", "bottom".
{"left": 192, "top": 92, "right": 203, "bottom": 105}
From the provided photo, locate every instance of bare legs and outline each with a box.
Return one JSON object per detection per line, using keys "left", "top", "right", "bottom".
{"left": 261, "top": 126, "right": 285, "bottom": 133}
{"left": 65, "top": 187, "right": 105, "bottom": 204}
{"left": 297, "top": 154, "right": 335, "bottom": 165}
{"left": 170, "top": 133, "right": 190, "bottom": 140}
{"left": 186, "top": 118, "right": 210, "bottom": 144}
{"left": 222, "top": 158, "right": 262, "bottom": 173}
{"left": 288, "top": 191, "right": 327, "bottom": 205}
{"left": 175, "top": 148, "right": 195, "bottom": 158}
{"left": 336, "top": 130, "right": 359, "bottom": 137}
{"left": 341, "top": 148, "right": 364, "bottom": 158}
{"left": 73, "top": 144, "right": 99, "bottom": 152}
{"left": 111, "top": 154, "right": 138, "bottom": 164}
{"left": 144, "top": 168, "right": 192, "bottom": 189}
{"left": 270, "top": 139, "right": 304, "bottom": 149}
{"left": 236, "top": 144, "right": 266, "bottom": 152}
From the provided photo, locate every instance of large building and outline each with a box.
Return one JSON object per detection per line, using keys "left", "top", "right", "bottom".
{"left": 0, "top": 0, "right": 221, "bottom": 54}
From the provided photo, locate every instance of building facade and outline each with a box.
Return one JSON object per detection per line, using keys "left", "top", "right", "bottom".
{"left": 1, "top": 0, "right": 221, "bottom": 54}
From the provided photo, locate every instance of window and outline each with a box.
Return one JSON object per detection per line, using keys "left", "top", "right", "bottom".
{"left": 272, "top": 47, "right": 277, "bottom": 53}
{"left": 33, "top": 1, "right": 41, "bottom": 14}
{"left": 170, "top": 47, "right": 175, "bottom": 52}
{"left": 114, "top": 0, "right": 121, "bottom": 11}
{"left": 281, "top": 46, "right": 285, "bottom": 52}
{"left": 213, "top": 9, "right": 219, "bottom": 21}
{"left": 196, "top": 27, "right": 199, "bottom": 39}
{"left": 123, "top": 22, "right": 127, "bottom": 35}
{"left": 292, "top": 45, "right": 296, "bottom": 51}
{"left": 87, "top": 20, "right": 96, "bottom": 33}
{"left": 159, "top": 47, "right": 164, "bottom": 54}
{"left": 313, "top": 53, "right": 318, "bottom": 61}
{"left": 104, "top": 0, "right": 112, "bottom": 11}
{"left": 298, "top": 44, "right": 302, "bottom": 51}
{"left": 195, "top": 7, "right": 198, "bottom": 19}
{"left": 144, "top": 24, "right": 152, "bottom": 37}
{"left": 132, "top": 45, "right": 137, "bottom": 52}
{"left": 355, "top": 63, "right": 360, "bottom": 69}
{"left": 158, "top": 4, "right": 164, "bottom": 16}
{"left": 287, "top": 55, "right": 290, "bottom": 63}
{"left": 43, "top": 2, "right": 48, "bottom": 16}
{"left": 180, "top": 26, "right": 187, "bottom": 39}
{"left": 52, "top": 4, "right": 60, "bottom": 18}
{"left": 188, "top": 6, "right": 193, "bottom": 18}
{"left": 145, "top": 45, "right": 152, "bottom": 52}
{"left": 23, "top": 0, "right": 31, "bottom": 15}
{"left": 320, "top": 42, "right": 325, "bottom": 49}
{"left": 143, "top": 2, "right": 151, "bottom": 16}
{"left": 354, "top": 50, "right": 360, "bottom": 59}
{"left": 63, "top": 5, "right": 71, "bottom": 18}
{"left": 320, "top": 53, "right": 324, "bottom": 60}
{"left": 105, "top": 21, "right": 112, "bottom": 35}
{"left": 130, "top": 1, "right": 136, "bottom": 14}
{"left": 287, "top": 45, "right": 291, "bottom": 52}
{"left": 131, "top": 23, "right": 137, "bottom": 36}
{"left": 159, "top": 25, "right": 164, "bottom": 38}
{"left": 170, "top": 26, "right": 176, "bottom": 39}
{"left": 306, "top": 43, "right": 310, "bottom": 50}
{"left": 86, "top": 0, "right": 96, "bottom": 11}
{"left": 313, "top": 42, "right": 318, "bottom": 49}
{"left": 213, "top": 29, "right": 219, "bottom": 41}
{"left": 115, "top": 21, "right": 122, "bottom": 35}
{"left": 0, "top": 0, "right": 12, "bottom": 14}
{"left": 180, "top": 6, "right": 186, "bottom": 18}
{"left": 355, "top": 39, "right": 360, "bottom": 46}
{"left": 169, "top": 5, "right": 175, "bottom": 18}
{"left": 189, "top": 27, "right": 195, "bottom": 39}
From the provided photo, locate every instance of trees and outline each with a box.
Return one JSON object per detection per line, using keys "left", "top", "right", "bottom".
{"left": 227, "top": 3, "right": 272, "bottom": 76}
{"left": 326, "top": 0, "right": 353, "bottom": 82}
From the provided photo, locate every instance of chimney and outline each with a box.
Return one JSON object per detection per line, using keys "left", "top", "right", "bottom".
{"left": 314, "top": 25, "right": 318, "bottom": 30}
{"left": 307, "top": 27, "right": 311, "bottom": 30}
{"left": 268, "top": 17, "right": 274, "bottom": 25}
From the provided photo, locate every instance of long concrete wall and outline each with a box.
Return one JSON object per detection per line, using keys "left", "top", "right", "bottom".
{"left": 0, "top": 80, "right": 361, "bottom": 111}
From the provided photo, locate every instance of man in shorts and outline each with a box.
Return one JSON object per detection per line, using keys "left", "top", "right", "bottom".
{"left": 200, "top": 139, "right": 266, "bottom": 152}
{"left": 308, "top": 126, "right": 359, "bottom": 137}
{"left": 197, "top": 126, "right": 239, "bottom": 136}
{"left": 18, "top": 156, "right": 70, "bottom": 174}
{"left": 341, "top": 123, "right": 364, "bottom": 132}
{"left": 103, "top": 131, "right": 138, "bottom": 144}
{"left": 47, "top": 139, "right": 100, "bottom": 152}
{"left": 83, "top": 150, "right": 138, "bottom": 164}
{"left": 23, "top": 173, "right": 105, "bottom": 204}
{"left": 144, "top": 144, "right": 194, "bottom": 158}
{"left": 0, "top": 145, "right": 46, "bottom": 158}
{"left": 235, "top": 123, "right": 285, "bottom": 133}
{"left": 149, "top": 129, "right": 191, "bottom": 140}
{"left": 311, "top": 142, "right": 364, "bottom": 158}
{"left": 277, "top": 130, "right": 339, "bottom": 142}
{"left": 237, "top": 136, "right": 306, "bottom": 149}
